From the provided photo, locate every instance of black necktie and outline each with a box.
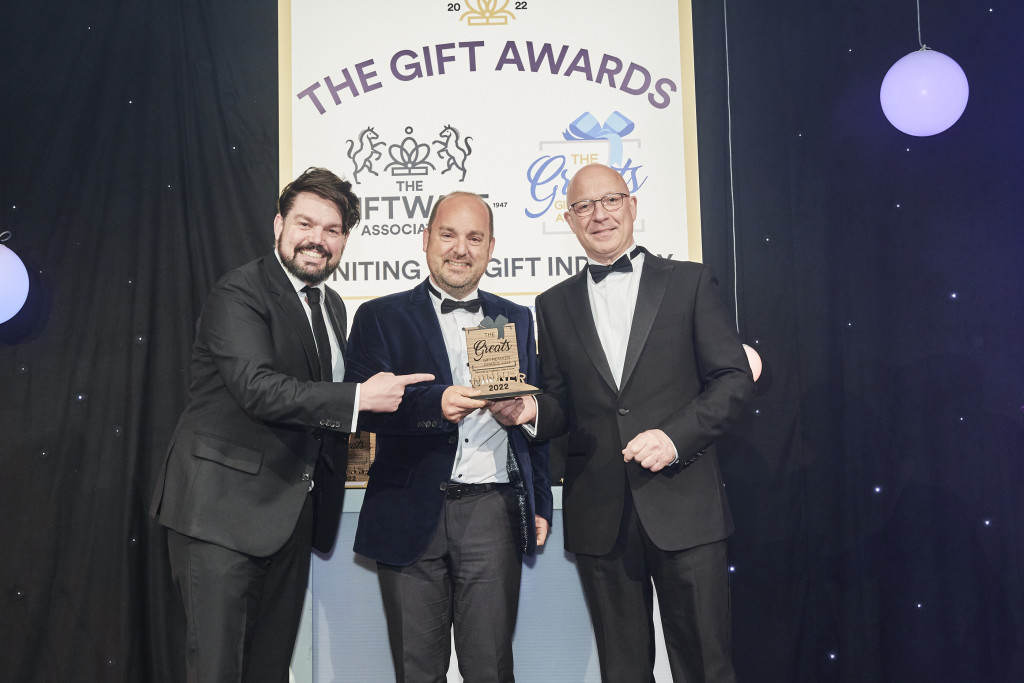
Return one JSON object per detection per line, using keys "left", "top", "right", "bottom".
{"left": 589, "top": 246, "right": 643, "bottom": 283}
{"left": 302, "top": 285, "right": 333, "bottom": 381}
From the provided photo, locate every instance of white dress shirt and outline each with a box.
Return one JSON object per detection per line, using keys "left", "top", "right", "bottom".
{"left": 531, "top": 245, "right": 678, "bottom": 462}
{"left": 587, "top": 245, "right": 644, "bottom": 389}
{"left": 427, "top": 279, "right": 509, "bottom": 484}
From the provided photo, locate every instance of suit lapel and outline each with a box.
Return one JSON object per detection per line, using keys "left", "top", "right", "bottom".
{"left": 409, "top": 281, "right": 455, "bottom": 385}
{"left": 620, "top": 255, "right": 671, "bottom": 391}
{"left": 323, "top": 285, "right": 348, "bottom": 356}
{"left": 479, "top": 291, "right": 506, "bottom": 327}
{"left": 264, "top": 255, "right": 321, "bottom": 379}
{"left": 563, "top": 273, "right": 618, "bottom": 393}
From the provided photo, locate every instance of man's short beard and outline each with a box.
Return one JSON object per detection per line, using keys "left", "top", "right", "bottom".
{"left": 432, "top": 269, "right": 479, "bottom": 299}
{"left": 277, "top": 238, "right": 338, "bottom": 286}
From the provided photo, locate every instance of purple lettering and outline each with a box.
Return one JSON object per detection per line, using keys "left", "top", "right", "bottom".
{"left": 296, "top": 82, "right": 326, "bottom": 115}
{"left": 526, "top": 42, "right": 569, "bottom": 74}
{"left": 619, "top": 62, "right": 651, "bottom": 96}
{"left": 596, "top": 54, "right": 624, "bottom": 87}
{"left": 459, "top": 40, "right": 485, "bottom": 71}
{"left": 422, "top": 45, "right": 434, "bottom": 77}
{"left": 391, "top": 49, "right": 422, "bottom": 81}
{"left": 649, "top": 77, "right": 676, "bottom": 109}
{"left": 435, "top": 43, "right": 456, "bottom": 75}
{"left": 563, "top": 49, "right": 593, "bottom": 81}
{"left": 495, "top": 40, "right": 525, "bottom": 71}
{"left": 325, "top": 69, "right": 359, "bottom": 103}
{"left": 355, "top": 59, "right": 382, "bottom": 93}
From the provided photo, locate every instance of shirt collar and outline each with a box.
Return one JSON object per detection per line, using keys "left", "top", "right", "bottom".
{"left": 426, "top": 277, "right": 480, "bottom": 311}
{"left": 587, "top": 243, "right": 640, "bottom": 267}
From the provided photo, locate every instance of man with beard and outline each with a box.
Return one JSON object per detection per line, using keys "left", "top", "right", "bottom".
{"left": 150, "top": 167, "right": 432, "bottom": 683}
{"left": 343, "top": 191, "right": 552, "bottom": 682}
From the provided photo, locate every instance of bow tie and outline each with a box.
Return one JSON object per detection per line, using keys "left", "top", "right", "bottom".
{"left": 589, "top": 246, "right": 643, "bottom": 283}
{"left": 440, "top": 297, "right": 481, "bottom": 314}
{"left": 427, "top": 281, "right": 481, "bottom": 314}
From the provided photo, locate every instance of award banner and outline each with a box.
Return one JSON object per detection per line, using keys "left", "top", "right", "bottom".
{"left": 282, "top": 0, "right": 702, "bottom": 315}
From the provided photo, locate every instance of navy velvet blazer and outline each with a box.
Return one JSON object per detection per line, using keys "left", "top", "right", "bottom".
{"left": 344, "top": 279, "right": 552, "bottom": 566}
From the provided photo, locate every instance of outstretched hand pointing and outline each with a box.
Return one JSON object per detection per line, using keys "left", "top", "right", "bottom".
{"left": 360, "top": 372, "right": 434, "bottom": 412}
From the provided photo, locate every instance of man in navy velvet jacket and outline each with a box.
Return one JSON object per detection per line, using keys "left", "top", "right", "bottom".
{"left": 344, "top": 191, "right": 552, "bottom": 683}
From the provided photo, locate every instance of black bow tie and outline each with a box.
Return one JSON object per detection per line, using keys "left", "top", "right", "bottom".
{"left": 427, "top": 281, "right": 481, "bottom": 314}
{"left": 589, "top": 246, "right": 643, "bottom": 283}
{"left": 440, "top": 298, "right": 481, "bottom": 314}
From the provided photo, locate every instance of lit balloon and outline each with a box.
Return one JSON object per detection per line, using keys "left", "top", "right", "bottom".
{"left": 743, "top": 344, "right": 762, "bottom": 382}
{"left": 0, "top": 244, "right": 30, "bottom": 323}
{"left": 880, "top": 49, "right": 969, "bottom": 136}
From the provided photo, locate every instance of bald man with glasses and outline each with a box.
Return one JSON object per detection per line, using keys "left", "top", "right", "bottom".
{"left": 491, "top": 163, "right": 754, "bottom": 682}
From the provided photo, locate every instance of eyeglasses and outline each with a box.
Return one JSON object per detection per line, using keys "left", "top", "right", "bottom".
{"left": 567, "top": 193, "right": 629, "bottom": 217}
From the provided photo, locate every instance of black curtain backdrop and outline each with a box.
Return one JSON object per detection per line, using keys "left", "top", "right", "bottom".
{"left": 2, "top": 1, "right": 1022, "bottom": 682}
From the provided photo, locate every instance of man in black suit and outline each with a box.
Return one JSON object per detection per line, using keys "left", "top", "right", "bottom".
{"left": 344, "top": 191, "right": 552, "bottom": 683}
{"left": 490, "top": 163, "right": 754, "bottom": 682}
{"left": 150, "top": 167, "right": 432, "bottom": 683}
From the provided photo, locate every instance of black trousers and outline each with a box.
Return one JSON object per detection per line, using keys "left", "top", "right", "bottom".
{"left": 377, "top": 486, "right": 523, "bottom": 683}
{"left": 575, "top": 490, "right": 735, "bottom": 683}
{"left": 166, "top": 494, "right": 314, "bottom": 683}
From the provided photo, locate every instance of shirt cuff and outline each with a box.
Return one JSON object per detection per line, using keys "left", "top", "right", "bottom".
{"left": 520, "top": 395, "right": 539, "bottom": 437}
{"left": 350, "top": 383, "right": 361, "bottom": 433}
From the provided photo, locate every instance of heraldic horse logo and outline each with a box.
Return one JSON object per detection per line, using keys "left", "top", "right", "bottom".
{"left": 434, "top": 124, "right": 472, "bottom": 182}
{"left": 346, "top": 126, "right": 386, "bottom": 184}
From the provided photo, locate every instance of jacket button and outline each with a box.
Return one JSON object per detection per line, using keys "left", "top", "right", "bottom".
{"left": 448, "top": 434, "right": 458, "bottom": 445}
{"left": 301, "top": 472, "right": 311, "bottom": 481}
{"left": 439, "top": 481, "right": 449, "bottom": 491}
{"left": 618, "top": 408, "right": 630, "bottom": 415}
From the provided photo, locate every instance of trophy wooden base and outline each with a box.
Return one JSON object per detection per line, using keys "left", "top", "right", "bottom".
{"left": 477, "top": 385, "right": 542, "bottom": 400}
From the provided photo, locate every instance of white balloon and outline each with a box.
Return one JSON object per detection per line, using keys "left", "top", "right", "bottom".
{"left": 743, "top": 344, "right": 762, "bottom": 382}
{"left": 0, "top": 244, "right": 30, "bottom": 323}
{"left": 880, "top": 49, "right": 969, "bottom": 136}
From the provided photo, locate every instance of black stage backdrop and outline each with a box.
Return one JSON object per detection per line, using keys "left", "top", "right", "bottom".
{"left": 2, "top": 1, "right": 1022, "bottom": 681}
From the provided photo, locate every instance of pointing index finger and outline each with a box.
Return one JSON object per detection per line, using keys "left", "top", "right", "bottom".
{"left": 397, "top": 373, "right": 435, "bottom": 385}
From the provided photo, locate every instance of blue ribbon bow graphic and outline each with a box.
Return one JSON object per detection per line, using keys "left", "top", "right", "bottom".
{"left": 479, "top": 314, "right": 509, "bottom": 339}
{"left": 562, "top": 111, "right": 636, "bottom": 166}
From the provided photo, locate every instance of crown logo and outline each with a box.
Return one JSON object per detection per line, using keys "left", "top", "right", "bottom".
{"left": 460, "top": 0, "right": 516, "bottom": 26}
{"left": 384, "top": 127, "right": 435, "bottom": 177}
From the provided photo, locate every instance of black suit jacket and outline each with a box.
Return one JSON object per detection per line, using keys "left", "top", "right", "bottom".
{"left": 344, "top": 280, "right": 553, "bottom": 566}
{"left": 534, "top": 253, "right": 754, "bottom": 556}
{"left": 150, "top": 254, "right": 357, "bottom": 556}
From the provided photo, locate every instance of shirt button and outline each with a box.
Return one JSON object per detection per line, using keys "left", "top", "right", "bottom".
{"left": 618, "top": 408, "right": 630, "bottom": 415}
